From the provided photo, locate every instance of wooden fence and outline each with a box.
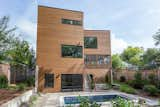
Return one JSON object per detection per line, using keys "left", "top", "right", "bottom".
{"left": 113, "top": 69, "right": 160, "bottom": 81}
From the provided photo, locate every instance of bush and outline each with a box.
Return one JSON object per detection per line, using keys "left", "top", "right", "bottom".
{"left": 78, "top": 96, "right": 100, "bottom": 107}
{"left": 0, "top": 75, "right": 8, "bottom": 88}
{"left": 105, "top": 74, "right": 109, "bottom": 83}
{"left": 17, "top": 83, "right": 27, "bottom": 91}
{"left": 7, "top": 85, "right": 18, "bottom": 91}
{"left": 133, "top": 72, "right": 144, "bottom": 89}
{"left": 120, "top": 84, "right": 136, "bottom": 94}
{"left": 143, "top": 85, "right": 159, "bottom": 96}
{"left": 148, "top": 73, "right": 157, "bottom": 85}
{"left": 120, "top": 76, "right": 126, "bottom": 82}
{"left": 112, "top": 97, "right": 134, "bottom": 107}
{"left": 26, "top": 76, "right": 35, "bottom": 87}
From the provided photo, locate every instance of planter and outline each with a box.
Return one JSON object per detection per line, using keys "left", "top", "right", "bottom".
{"left": 1, "top": 89, "right": 34, "bottom": 107}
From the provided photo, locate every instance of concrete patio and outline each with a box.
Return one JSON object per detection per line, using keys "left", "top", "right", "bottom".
{"left": 34, "top": 90, "right": 159, "bottom": 107}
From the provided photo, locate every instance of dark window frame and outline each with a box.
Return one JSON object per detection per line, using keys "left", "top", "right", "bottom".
{"left": 61, "top": 44, "right": 83, "bottom": 58}
{"left": 84, "top": 37, "right": 98, "bottom": 49}
{"left": 61, "top": 18, "right": 82, "bottom": 26}
{"left": 44, "top": 73, "right": 54, "bottom": 88}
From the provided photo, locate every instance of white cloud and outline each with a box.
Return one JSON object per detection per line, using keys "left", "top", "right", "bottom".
{"left": 111, "top": 33, "right": 128, "bottom": 54}
{"left": 16, "top": 19, "right": 37, "bottom": 49}
{"left": 17, "top": 19, "right": 36, "bottom": 37}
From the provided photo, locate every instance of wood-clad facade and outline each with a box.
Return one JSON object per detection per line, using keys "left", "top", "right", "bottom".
{"left": 37, "top": 6, "right": 111, "bottom": 93}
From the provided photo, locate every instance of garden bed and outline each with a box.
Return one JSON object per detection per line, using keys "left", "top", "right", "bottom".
{"left": 0, "top": 87, "right": 32, "bottom": 105}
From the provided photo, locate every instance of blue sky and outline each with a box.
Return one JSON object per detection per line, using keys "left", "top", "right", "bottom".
{"left": 0, "top": 0, "right": 160, "bottom": 54}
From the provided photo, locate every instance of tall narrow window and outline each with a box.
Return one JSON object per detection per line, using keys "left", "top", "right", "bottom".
{"left": 84, "top": 37, "right": 97, "bottom": 48}
{"left": 45, "top": 73, "right": 54, "bottom": 88}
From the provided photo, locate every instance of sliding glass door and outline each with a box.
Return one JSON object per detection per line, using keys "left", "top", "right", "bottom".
{"left": 61, "top": 74, "right": 83, "bottom": 91}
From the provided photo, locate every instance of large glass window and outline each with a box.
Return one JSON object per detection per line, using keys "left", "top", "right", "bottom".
{"left": 85, "top": 55, "right": 111, "bottom": 66}
{"left": 61, "top": 45, "right": 83, "bottom": 58}
{"left": 61, "top": 18, "right": 82, "bottom": 26}
{"left": 84, "top": 37, "right": 97, "bottom": 48}
{"left": 61, "top": 74, "right": 83, "bottom": 91}
{"left": 44, "top": 73, "right": 54, "bottom": 88}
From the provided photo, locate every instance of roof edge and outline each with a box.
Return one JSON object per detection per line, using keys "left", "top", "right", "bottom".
{"left": 38, "top": 5, "right": 83, "bottom": 13}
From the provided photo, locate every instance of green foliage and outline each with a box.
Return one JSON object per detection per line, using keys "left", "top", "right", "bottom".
{"left": 143, "top": 85, "right": 159, "bottom": 96}
{"left": 148, "top": 73, "right": 157, "bottom": 85}
{"left": 112, "top": 54, "right": 125, "bottom": 69}
{"left": 25, "top": 76, "right": 35, "bottom": 87}
{"left": 29, "top": 95, "right": 38, "bottom": 106}
{"left": 105, "top": 74, "right": 109, "bottom": 83}
{"left": 0, "top": 75, "right": 8, "bottom": 88}
{"left": 153, "top": 29, "right": 160, "bottom": 46}
{"left": 17, "top": 83, "right": 27, "bottom": 91}
{"left": 121, "top": 46, "right": 144, "bottom": 66}
{"left": 7, "top": 85, "right": 18, "bottom": 91}
{"left": 132, "top": 72, "right": 144, "bottom": 89}
{"left": 120, "top": 76, "right": 126, "bottom": 82}
{"left": 77, "top": 96, "right": 100, "bottom": 107}
{"left": 120, "top": 84, "right": 136, "bottom": 94}
{"left": 0, "top": 16, "right": 35, "bottom": 70}
{"left": 0, "top": 16, "right": 16, "bottom": 63}
{"left": 112, "top": 97, "right": 135, "bottom": 107}
{"left": 142, "top": 48, "right": 160, "bottom": 69}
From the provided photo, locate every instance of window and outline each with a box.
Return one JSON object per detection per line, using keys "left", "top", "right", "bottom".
{"left": 61, "top": 74, "right": 83, "bottom": 91}
{"left": 84, "top": 37, "right": 97, "bottom": 48}
{"left": 45, "top": 73, "right": 54, "bottom": 88}
{"left": 61, "top": 45, "right": 83, "bottom": 58}
{"left": 85, "top": 55, "right": 111, "bottom": 66}
{"left": 61, "top": 18, "right": 82, "bottom": 26}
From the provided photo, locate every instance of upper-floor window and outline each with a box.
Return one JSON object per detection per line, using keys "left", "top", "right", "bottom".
{"left": 61, "top": 45, "right": 83, "bottom": 58}
{"left": 61, "top": 18, "right": 82, "bottom": 26}
{"left": 84, "top": 55, "right": 111, "bottom": 65}
{"left": 44, "top": 73, "right": 54, "bottom": 88}
{"left": 84, "top": 37, "right": 97, "bottom": 48}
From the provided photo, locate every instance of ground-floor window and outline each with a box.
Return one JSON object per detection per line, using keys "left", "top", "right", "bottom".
{"left": 61, "top": 74, "right": 83, "bottom": 91}
{"left": 44, "top": 73, "right": 54, "bottom": 88}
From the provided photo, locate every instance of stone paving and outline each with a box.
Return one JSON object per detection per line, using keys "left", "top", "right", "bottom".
{"left": 34, "top": 90, "right": 159, "bottom": 107}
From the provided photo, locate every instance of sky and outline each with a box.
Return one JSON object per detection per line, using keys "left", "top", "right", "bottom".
{"left": 0, "top": 0, "right": 160, "bottom": 54}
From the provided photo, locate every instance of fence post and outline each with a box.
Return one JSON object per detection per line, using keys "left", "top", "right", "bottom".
{"left": 35, "top": 65, "right": 39, "bottom": 93}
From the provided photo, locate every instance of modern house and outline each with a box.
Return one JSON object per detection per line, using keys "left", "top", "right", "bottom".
{"left": 37, "top": 5, "right": 111, "bottom": 93}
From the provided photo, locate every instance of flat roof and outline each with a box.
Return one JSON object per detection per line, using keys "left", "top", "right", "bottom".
{"left": 84, "top": 29, "right": 110, "bottom": 32}
{"left": 38, "top": 5, "right": 83, "bottom": 13}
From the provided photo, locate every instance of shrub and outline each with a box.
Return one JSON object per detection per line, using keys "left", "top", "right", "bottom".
{"left": 143, "top": 85, "right": 159, "bottom": 96}
{"left": 0, "top": 75, "right": 8, "bottom": 88}
{"left": 7, "top": 85, "right": 18, "bottom": 91}
{"left": 156, "top": 81, "right": 160, "bottom": 89}
{"left": 105, "top": 74, "right": 109, "bottom": 83}
{"left": 26, "top": 76, "right": 35, "bottom": 87}
{"left": 120, "top": 76, "right": 126, "bottom": 82}
{"left": 112, "top": 97, "right": 134, "bottom": 107}
{"left": 120, "top": 84, "right": 136, "bottom": 94}
{"left": 17, "top": 83, "right": 27, "bottom": 91}
{"left": 133, "top": 72, "right": 144, "bottom": 89}
{"left": 78, "top": 96, "right": 100, "bottom": 107}
{"left": 148, "top": 73, "right": 157, "bottom": 85}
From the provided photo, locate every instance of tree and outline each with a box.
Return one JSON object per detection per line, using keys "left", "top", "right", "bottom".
{"left": 0, "top": 16, "right": 16, "bottom": 63}
{"left": 153, "top": 29, "right": 160, "bottom": 46}
{"left": 142, "top": 48, "right": 160, "bottom": 68}
{"left": 7, "top": 38, "right": 35, "bottom": 69}
{"left": 121, "top": 46, "right": 144, "bottom": 66}
{"left": 0, "top": 16, "right": 35, "bottom": 69}
{"left": 112, "top": 54, "right": 125, "bottom": 69}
